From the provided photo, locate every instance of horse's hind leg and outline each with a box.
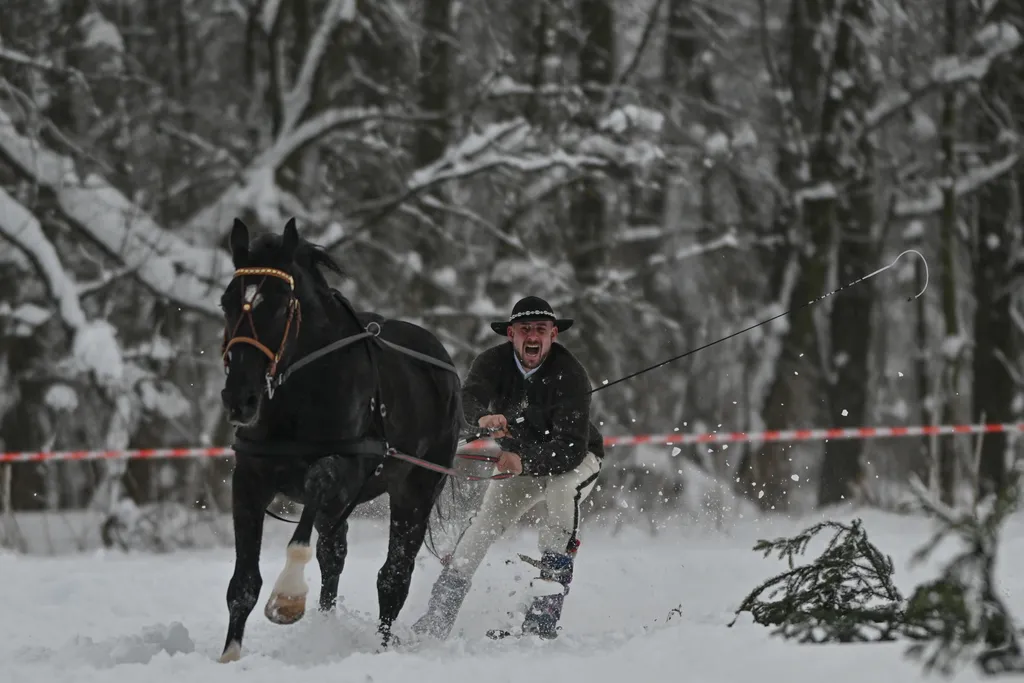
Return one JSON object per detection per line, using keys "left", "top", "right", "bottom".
{"left": 314, "top": 513, "right": 349, "bottom": 612}
{"left": 376, "top": 466, "right": 447, "bottom": 648}
{"left": 264, "top": 501, "right": 316, "bottom": 625}
{"left": 220, "top": 461, "right": 275, "bottom": 663}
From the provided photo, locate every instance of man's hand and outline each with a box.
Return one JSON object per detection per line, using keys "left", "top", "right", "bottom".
{"left": 478, "top": 414, "right": 509, "bottom": 439}
{"left": 496, "top": 451, "right": 523, "bottom": 475}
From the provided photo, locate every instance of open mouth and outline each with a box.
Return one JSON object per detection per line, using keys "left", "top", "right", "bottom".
{"left": 523, "top": 342, "right": 542, "bottom": 361}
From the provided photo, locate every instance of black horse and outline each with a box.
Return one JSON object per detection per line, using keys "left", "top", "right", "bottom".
{"left": 216, "top": 217, "right": 463, "bottom": 662}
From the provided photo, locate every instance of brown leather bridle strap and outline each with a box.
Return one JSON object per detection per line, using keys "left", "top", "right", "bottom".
{"left": 221, "top": 266, "right": 301, "bottom": 379}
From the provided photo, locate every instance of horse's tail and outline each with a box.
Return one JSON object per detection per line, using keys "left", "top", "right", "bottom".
{"left": 422, "top": 388, "right": 478, "bottom": 562}
{"left": 423, "top": 474, "right": 467, "bottom": 561}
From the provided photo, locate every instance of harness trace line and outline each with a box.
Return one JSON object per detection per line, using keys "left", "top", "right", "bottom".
{"left": 388, "top": 449, "right": 515, "bottom": 481}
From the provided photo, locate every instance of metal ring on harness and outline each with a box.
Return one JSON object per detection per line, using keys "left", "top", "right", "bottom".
{"left": 365, "top": 321, "right": 382, "bottom": 337}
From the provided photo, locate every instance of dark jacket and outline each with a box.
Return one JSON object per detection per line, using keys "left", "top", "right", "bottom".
{"left": 461, "top": 341, "right": 605, "bottom": 476}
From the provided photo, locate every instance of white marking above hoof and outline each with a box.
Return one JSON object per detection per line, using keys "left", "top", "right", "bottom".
{"left": 219, "top": 640, "right": 241, "bottom": 663}
{"left": 271, "top": 543, "right": 312, "bottom": 596}
{"left": 265, "top": 543, "right": 313, "bottom": 625}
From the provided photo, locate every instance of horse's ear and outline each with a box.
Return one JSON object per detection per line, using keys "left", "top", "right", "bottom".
{"left": 281, "top": 217, "right": 299, "bottom": 261}
{"left": 230, "top": 218, "right": 249, "bottom": 267}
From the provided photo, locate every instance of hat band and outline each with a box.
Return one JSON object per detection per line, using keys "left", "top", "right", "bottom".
{"left": 509, "top": 310, "right": 555, "bottom": 321}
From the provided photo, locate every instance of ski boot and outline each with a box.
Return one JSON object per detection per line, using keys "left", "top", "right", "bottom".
{"left": 520, "top": 549, "right": 575, "bottom": 639}
{"left": 411, "top": 564, "right": 472, "bottom": 640}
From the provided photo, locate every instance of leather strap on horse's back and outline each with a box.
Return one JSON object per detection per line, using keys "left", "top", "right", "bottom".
{"left": 271, "top": 319, "right": 459, "bottom": 394}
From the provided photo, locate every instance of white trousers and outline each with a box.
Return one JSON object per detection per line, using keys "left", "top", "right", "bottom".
{"left": 447, "top": 451, "right": 602, "bottom": 578}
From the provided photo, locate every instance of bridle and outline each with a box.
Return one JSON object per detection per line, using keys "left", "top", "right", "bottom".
{"left": 221, "top": 266, "right": 302, "bottom": 398}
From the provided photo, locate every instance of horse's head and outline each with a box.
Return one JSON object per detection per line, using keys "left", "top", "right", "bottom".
{"left": 219, "top": 217, "right": 303, "bottom": 427}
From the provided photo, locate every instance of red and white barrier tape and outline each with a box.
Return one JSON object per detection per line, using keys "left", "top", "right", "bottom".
{"left": 1, "top": 421, "right": 1021, "bottom": 464}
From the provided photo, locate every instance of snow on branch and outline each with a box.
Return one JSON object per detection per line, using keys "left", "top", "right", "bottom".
{"left": 0, "top": 186, "right": 128, "bottom": 390}
{"left": 321, "top": 115, "right": 662, "bottom": 252}
{"left": 0, "top": 106, "right": 233, "bottom": 318}
{"left": 860, "top": 21, "right": 1022, "bottom": 137}
{"left": 0, "top": 186, "right": 86, "bottom": 331}
{"left": 646, "top": 230, "right": 741, "bottom": 267}
{"left": 0, "top": 45, "right": 57, "bottom": 72}
{"left": 894, "top": 151, "right": 1021, "bottom": 218}
{"left": 259, "top": 0, "right": 285, "bottom": 33}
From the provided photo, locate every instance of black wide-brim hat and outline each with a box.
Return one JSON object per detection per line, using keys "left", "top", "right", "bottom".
{"left": 489, "top": 296, "right": 574, "bottom": 335}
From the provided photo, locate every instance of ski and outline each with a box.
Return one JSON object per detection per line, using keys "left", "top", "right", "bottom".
{"left": 485, "top": 627, "right": 558, "bottom": 641}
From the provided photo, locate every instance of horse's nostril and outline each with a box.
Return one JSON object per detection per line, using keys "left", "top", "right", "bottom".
{"left": 244, "top": 393, "right": 258, "bottom": 410}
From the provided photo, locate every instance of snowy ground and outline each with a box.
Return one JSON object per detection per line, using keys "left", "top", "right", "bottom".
{"left": 2, "top": 506, "right": 1020, "bottom": 683}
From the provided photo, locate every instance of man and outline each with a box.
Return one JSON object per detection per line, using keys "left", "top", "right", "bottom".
{"left": 412, "top": 296, "right": 604, "bottom": 640}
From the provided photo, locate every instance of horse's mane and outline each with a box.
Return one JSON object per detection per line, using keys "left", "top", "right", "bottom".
{"left": 293, "top": 240, "right": 344, "bottom": 295}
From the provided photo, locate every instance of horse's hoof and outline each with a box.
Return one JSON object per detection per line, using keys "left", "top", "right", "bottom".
{"left": 219, "top": 641, "right": 241, "bottom": 663}
{"left": 378, "top": 628, "right": 401, "bottom": 650}
{"left": 265, "top": 593, "right": 306, "bottom": 624}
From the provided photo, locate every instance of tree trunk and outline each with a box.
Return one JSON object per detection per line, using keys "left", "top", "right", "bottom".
{"left": 409, "top": 0, "right": 453, "bottom": 310}
{"left": 818, "top": 0, "right": 879, "bottom": 507}
{"left": 568, "top": 0, "right": 615, "bottom": 372}
{"left": 970, "top": 0, "right": 1023, "bottom": 499}
{"left": 937, "top": 0, "right": 962, "bottom": 506}
{"left": 745, "top": 0, "right": 838, "bottom": 512}
{"left": 972, "top": 176, "right": 1014, "bottom": 499}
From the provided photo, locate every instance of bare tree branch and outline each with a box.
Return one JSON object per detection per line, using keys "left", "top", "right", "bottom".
{"left": 858, "top": 21, "right": 1022, "bottom": 139}
{"left": 894, "top": 151, "right": 1021, "bottom": 218}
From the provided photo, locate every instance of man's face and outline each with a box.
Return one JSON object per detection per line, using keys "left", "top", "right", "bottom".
{"left": 508, "top": 320, "right": 557, "bottom": 369}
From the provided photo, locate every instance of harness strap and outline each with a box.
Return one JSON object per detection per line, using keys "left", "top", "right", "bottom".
{"left": 373, "top": 337, "right": 459, "bottom": 375}
{"left": 271, "top": 322, "right": 459, "bottom": 392}
{"left": 274, "top": 331, "right": 373, "bottom": 388}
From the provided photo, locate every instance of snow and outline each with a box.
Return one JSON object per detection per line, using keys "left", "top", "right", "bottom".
{"left": 12, "top": 304, "right": 52, "bottom": 330}
{"left": 71, "top": 320, "right": 125, "bottom": 389}
{"left": 903, "top": 220, "right": 925, "bottom": 241}
{"left": 704, "top": 131, "right": 731, "bottom": 158}
{"left": 3, "top": 508, "right": 1019, "bottom": 682}
{"left": 43, "top": 383, "right": 79, "bottom": 412}
{"left": 941, "top": 333, "right": 969, "bottom": 361}
{"left": 79, "top": 11, "right": 125, "bottom": 54}
{"left": 137, "top": 379, "right": 191, "bottom": 420}
{"left": 599, "top": 105, "right": 664, "bottom": 136}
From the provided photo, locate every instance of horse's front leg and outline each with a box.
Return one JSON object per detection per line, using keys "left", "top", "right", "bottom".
{"left": 264, "top": 501, "right": 317, "bottom": 625}
{"left": 376, "top": 469, "right": 445, "bottom": 648}
{"left": 265, "top": 453, "right": 360, "bottom": 624}
{"left": 220, "top": 460, "right": 275, "bottom": 663}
